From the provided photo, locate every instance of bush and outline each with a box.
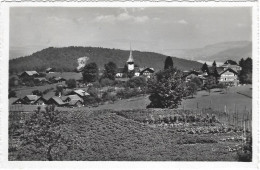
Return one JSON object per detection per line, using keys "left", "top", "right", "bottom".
{"left": 237, "top": 133, "right": 252, "bottom": 162}
{"left": 66, "top": 79, "right": 77, "bottom": 89}
{"left": 100, "top": 78, "right": 114, "bottom": 87}
{"left": 32, "top": 90, "right": 42, "bottom": 96}
{"left": 126, "top": 76, "right": 147, "bottom": 88}
{"left": 9, "top": 90, "right": 17, "bottom": 98}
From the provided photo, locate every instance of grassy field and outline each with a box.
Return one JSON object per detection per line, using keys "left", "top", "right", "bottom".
{"left": 9, "top": 109, "right": 245, "bottom": 161}
{"left": 180, "top": 85, "right": 252, "bottom": 113}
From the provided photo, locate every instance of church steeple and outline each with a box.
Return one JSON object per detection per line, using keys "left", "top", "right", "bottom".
{"left": 127, "top": 44, "right": 134, "bottom": 63}
{"left": 127, "top": 44, "right": 134, "bottom": 71}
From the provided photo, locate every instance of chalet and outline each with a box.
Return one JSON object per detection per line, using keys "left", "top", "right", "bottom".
{"left": 221, "top": 60, "right": 241, "bottom": 72}
{"left": 140, "top": 68, "right": 154, "bottom": 78}
{"left": 67, "top": 89, "right": 89, "bottom": 98}
{"left": 19, "top": 71, "right": 39, "bottom": 79}
{"left": 63, "top": 95, "right": 83, "bottom": 102}
{"left": 9, "top": 97, "right": 25, "bottom": 105}
{"left": 34, "top": 96, "right": 47, "bottom": 105}
{"left": 68, "top": 100, "right": 83, "bottom": 107}
{"left": 116, "top": 68, "right": 124, "bottom": 78}
{"left": 47, "top": 96, "right": 66, "bottom": 107}
{"left": 46, "top": 68, "right": 55, "bottom": 73}
{"left": 53, "top": 77, "right": 66, "bottom": 83}
{"left": 23, "top": 95, "right": 39, "bottom": 104}
{"left": 34, "top": 77, "right": 51, "bottom": 84}
{"left": 219, "top": 68, "right": 239, "bottom": 86}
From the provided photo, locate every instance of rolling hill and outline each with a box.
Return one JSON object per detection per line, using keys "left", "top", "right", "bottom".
{"left": 9, "top": 46, "right": 202, "bottom": 73}
{"left": 164, "top": 41, "right": 252, "bottom": 63}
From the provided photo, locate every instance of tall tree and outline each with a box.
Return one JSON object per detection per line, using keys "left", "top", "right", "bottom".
{"left": 239, "top": 58, "right": 245, "bottom": 68}
{"left": 212, "top": 61, "right": 217, "bottom": 67}
{"left": 82, "top": 62, "right": 99, "bottom": 83}
{"left": 103, "top": 62, "right": 117, "bottom": 80}
{"left": 164, "top": 56, "right": 174, "bottom": 70}
{"left": 201, "top": 62, "right": 209, "bottom": 74}
{"left": 147, "top": 67, "right": 184, "bottom": 108}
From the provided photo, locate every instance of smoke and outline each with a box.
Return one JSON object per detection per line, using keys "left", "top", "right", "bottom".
{"left": 77, "top": 56, "right": 89, "bottom": 72}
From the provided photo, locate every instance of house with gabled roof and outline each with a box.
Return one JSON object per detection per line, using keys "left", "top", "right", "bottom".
{"left": 9, "top": 97, "right": 25, "bottom": 105}
{"left": 46, "top": 68, "right": 55, "bottom": 73}
{"left": 139, "top": 67, "right": 154, "bottom": 78}
{"left": 19, "top": 71, "right": 39, "bottom": 79}
{"left": 66, "top": 89, "right": 89, "bottom": 98}
{"left": 219, "top": 68, "right": 239, "bottom": 86}
{"left": 33, "top": 96, "right": 47, "bottom": 105}
{"left": 23, "top": 95, "right": 39, "bottom": 104}
{"left": 47, "top": 96, "right": 66, "bottom": 107}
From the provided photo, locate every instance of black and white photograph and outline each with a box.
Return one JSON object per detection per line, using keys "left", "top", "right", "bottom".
{"left": 2, "top": 2, "right": 258, "bottom": 166}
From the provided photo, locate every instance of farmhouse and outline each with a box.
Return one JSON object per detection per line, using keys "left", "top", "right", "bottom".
{"left": 116, "top": 67, "right": 124, "bottom": 78}
{"left": 9, "top": 97, "right": 25, "bottom": 105}
{"left": 68, "top": 100, "right": 84, "bottom": 107}
{"left": 23, "top": 95, "right": 39, "bottom": 104}
{"left": 67, "top": 89, "right": 89, "bottom": 98}
{"left": 53, "top": 77, "right": 66, "bottom": 83}
{"left": 19, "top": 71, "right": 39, "bottom": 79}
{"left": 34, "top": 96, "right": 47, "bottom": 105}
{"left": 47, "top": 96, "right": 66, "bottom": 107}
{"left": 219, "top": 68, "right": 239, "bottom": 86}
{"left": 46, "top": 68, "right": 55, "bottom": 73}
{"left": 139, "top": 67, "right": 154, "bottom": 78}
{"left": 222, "top": 60, "right": 241, "bottom": 72}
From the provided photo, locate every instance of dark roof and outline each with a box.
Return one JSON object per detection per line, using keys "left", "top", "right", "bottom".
{"left": 48, "top": 96, "right": 65, "bottom": 106}
{"left": 224, "top": 60, "right": 238, "bottom": 65}
{"left": 34, "top": 97, "right": 47, "bottom": 104}
{"left": 140, "top": 68, "right": 155, "bottom": 74}
{"left": 219, "top": 68, "right": 238, "bottom": 75}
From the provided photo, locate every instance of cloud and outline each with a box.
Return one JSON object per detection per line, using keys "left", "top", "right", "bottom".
{"left": 176, "top": 19, "right": 188, "bottom": 25}
{"left": 94, "top": 12, "right": 149, "bottom": 23}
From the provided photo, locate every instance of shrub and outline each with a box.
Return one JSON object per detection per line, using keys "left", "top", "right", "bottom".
{"left": 126, "top": 76, "right": 147, "bottom": 88}
{"left": 66, "top": 79, "right": 77, "bottom": 89}
{"left": 100, "top": 78, "right": 114, "bottom": 87}
{"left": 9, "top": 90, "right": 17, "bottom": 98}
{"left": 237, "top": 133, "right": 252, "bottom": 162}
{"left": 32, "top": 90, "right": 42, "bottom": 96}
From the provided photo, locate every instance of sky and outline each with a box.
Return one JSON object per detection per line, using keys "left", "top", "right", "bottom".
{"left": 9, "top": 7, "right": 252, "bottom": 59}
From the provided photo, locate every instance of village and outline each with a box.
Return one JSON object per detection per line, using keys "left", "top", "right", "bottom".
{"left": 9, "top": 46, "right": 251, "bottom": 111}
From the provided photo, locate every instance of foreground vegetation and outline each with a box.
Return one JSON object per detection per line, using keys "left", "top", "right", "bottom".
{"left": 9, "top": 107, "right": 251, "bottom": 161}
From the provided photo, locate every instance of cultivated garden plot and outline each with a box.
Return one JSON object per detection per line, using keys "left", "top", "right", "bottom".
{"left": 9, "top": 108, "right": 251, "bottom": 161}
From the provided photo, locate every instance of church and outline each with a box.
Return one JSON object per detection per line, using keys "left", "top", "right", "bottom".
{"left": 116, "top": 46, "right": 154, "bottom": 78}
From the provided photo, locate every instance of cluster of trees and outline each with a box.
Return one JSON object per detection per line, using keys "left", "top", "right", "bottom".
{"left": 238, "top": 57, "right": 252, "bottom": 84}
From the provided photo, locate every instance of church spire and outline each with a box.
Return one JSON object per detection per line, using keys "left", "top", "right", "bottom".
{"left": 127, "top": 44, "right": 134, "bottom": 63}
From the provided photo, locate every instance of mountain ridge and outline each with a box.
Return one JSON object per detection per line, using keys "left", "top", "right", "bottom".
{"left": 9, "top": 46, "right": 203, "bottom": 74}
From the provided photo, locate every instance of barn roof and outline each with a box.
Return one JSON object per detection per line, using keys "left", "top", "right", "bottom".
{"left": 48, "top": 96, "right": 65, "bottom": 105}
{"left": 68, "top": 100, "right": 83, "bottom": 106}
{"left": 24, "top": 71, "right": 39, "bottom": 76}
{"left": 72, "top": 89, "right": 89, "bottom": 97}
{"left": 9, "top": 97, "right": 20, "bottom": 104}
{"left": 24, "top": 95, "right": 39, "bottom": 101}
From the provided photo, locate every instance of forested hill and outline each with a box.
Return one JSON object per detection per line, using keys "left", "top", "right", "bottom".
{"left": 9, "top": 46, "right": 202, "bottom": 73}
